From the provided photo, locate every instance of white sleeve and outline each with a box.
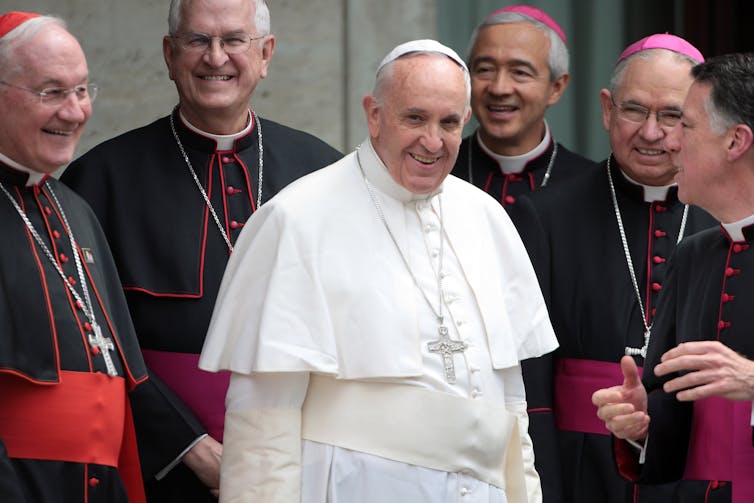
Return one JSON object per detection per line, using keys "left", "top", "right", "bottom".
{"left": 502, "top": 365, "right": 542, "bottom": 503}
{"left": 219, "top": 372, "right": 310, "bottom": 503}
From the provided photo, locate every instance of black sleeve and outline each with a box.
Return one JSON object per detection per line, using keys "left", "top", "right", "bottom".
{"left": 0, "top": 439, "right": 25, "bottom": 502}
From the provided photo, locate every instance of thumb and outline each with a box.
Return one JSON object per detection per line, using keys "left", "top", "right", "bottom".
{"left": 620, "top": 355, "right": 641, "bottom": 388}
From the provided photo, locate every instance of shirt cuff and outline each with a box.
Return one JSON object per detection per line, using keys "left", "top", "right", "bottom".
{"left": 155, "top": 434, "right": 208, "bottom": 480}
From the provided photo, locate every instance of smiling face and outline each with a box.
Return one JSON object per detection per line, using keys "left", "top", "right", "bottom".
{"left": 163, "top": 0, "right": 274, "bottom": 134}
{"left": 666, "top": 82, "right": 728, "bottom": 209}
{"left": 601, "top": 51, "right": 694, "bottom": 186}
{"left": 469, "top": 22, "right": 567, "bottom": 156}
{"left": 364, "top": 54, "right": 470, "bottom": 194}
{"left": 0, "top": 24, "right": 91, "bottom": 173}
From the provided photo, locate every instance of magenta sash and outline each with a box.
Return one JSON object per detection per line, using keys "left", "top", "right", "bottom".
{"left": 555, "top": 358, "right": 642, "bottom": 435}
{"left": 141, "top": 349, "right": 229, "bottom": 442}
{"left": 683, "top": 397, "right": 754, "bottom": 502}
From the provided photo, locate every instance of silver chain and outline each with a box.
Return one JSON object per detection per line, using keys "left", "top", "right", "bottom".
{"left": 169, "top": 109, "right": 264, "bottom": 253}
{"left": 606, "top": 157, "right": 688, "bottom": 358}
{"left": 356, "top": 148, "right": 446, "bottom": 325}
{"left": 467, "top": 132, "right": 558, "bottom": 188}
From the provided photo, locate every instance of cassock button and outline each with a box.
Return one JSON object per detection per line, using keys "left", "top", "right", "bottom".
{"left": 722, "top": 293, "right": 735, "bottom": 303}
{"left": 460, "top": 487, "right": 470, "bottom": 496}
{"left": 84, "top": 322, "right": 92, "bottom": 331}
{"left": 59, "top": 253, "right": 69, "bottom": 263}
{"left": 91, "top": 345, "right": 101, "bottom": 355}
{"left": 68, "top": 276, "right": 76, "bottom": 286}
{"left": 226, "top": 185, "right": 241, "bottom": 195}
{"left": 725, "top": 267, "right": 740, "bottom": 277}
{"left": 52, "top": 230, "right": 61, "bottom": 239}
{"left": 44, "top": 206, "right": 52, "bottom": 215}
{"left": 655, "top": 205, "right": 667, "bottom": 213}
{"left": 654, "top": 229, "right": 667, "bottom": 238}
{"left": 651, "top": 308, "right": 657, "bottom": 317}
{"left": 75, "top": 300, "right": 83, "bottom": 309}
{"left": 733, "top": 244, "right": 743, "bottom": 253}
{"left": 221, "top": 155, "right": 233, "bottom": 163}
{"left": 652, "top": 255, "right": 666, "bottom": 264}
{"left": 88, "top": 477, "right": 100, "bottom": 488}
{"left": 718, "top": 320, "right": 731, "bottom": 330}
{"left": 230, "top": 220, "right": 245, "bottom": 230}
{"left": 504, "top": 195, "right": 516, "bottom": 205}
{"left": 651, "top": 282, "right": 662, "bottom": 292}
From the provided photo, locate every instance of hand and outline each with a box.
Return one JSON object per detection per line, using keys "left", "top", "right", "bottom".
{"left": 592, "top": 356, "right": 650, "bottom": 441}
{"left": 655, "top": 340, "right": 754, "bottom": 402}
{"left": 183, "top": 436, "right": 223, "bottom": 498}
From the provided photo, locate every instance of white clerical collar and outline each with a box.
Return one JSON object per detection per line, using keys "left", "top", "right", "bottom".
{"left": 0, "top": 151, "right": 47, "bottom": 187}
{"left": 361, "top": 139, "right": 442, "bottom": 203}
{"left": 620, "top": 170, "right": 674, "bottom": 203}
{"left": 179, "top": 110, "right": 253, "bottom": 151}
{"left": 721, "top": 214, "right": 754, "bottom": 242}
{"left": 476, "top": 122, "right": 552, "bottom": 175}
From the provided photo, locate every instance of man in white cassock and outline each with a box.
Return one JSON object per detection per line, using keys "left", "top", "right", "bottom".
{"left": 199, "top": 39, "right": 558, "bottom": 503}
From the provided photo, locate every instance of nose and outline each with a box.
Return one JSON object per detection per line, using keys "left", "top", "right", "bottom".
{"left": 663, "top": 123, "right": 681, "bottom": 153}
{"left": 488, "top": 70, "right": 512, "bottom": 96}
{"left": 638, "top": 114, "right": 666, "bottom": 143}
{"left": 204, "top": 37, "right": 229, "bottom": 67}
{"left": 421, "top": 124, "right": 444, "bottom": 152}
{"left": 57, "top": 92, "right": 87, "bottom": 123}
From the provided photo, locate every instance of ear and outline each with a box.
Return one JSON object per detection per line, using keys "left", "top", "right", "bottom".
{"left": 599, "top": 89, "right": 613, "bottom": 132}
{"left": 362, "top": 94, "right": 381, "bottom": 139}
{"left": 546, "top": 72, "right": 570, "bottom": 106}
{"left": 258, "top": 35, "right": 276, "bottom": 79}
{"left": 163, "top": 36, "right": 176, "bottom": 81}
{"left": 726, "top": 124, "right": 754, "bottom": 162}
{"left": 463, "top": 107, "right": 472, "bottom": 125}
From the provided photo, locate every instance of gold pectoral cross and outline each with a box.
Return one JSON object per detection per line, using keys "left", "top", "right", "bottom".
{"left": 427, "top": 324, "right": 467, "bottom": 384}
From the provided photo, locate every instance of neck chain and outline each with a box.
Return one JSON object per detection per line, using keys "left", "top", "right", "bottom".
{"left": 169, "top": 108, "right": 264, "bottom": 252}
{"left": 0, "top": 181, "right": 118, "bottom": 375}
{"left": 606, "top": 157, "right": 688, "bottom": 358}
{"left": 356, "top": 148, "right": 466, "bottom": 383}
{"left": 468, "top": 131, "right": 558, "bottom": 188}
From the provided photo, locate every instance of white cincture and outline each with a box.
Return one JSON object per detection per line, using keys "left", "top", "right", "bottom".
{"left": 169, "top": 108, "right": 264, "bottom": 253}
{"left": 605, "top": 157, "right": 688, "bottom": 358}
{"left": 0, "top": 181, "right": 118, "bottom": 376}
{"left": 356, "top": 147, "right": 466, "bottom": 383}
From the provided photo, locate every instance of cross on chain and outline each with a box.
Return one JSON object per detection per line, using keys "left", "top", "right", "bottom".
{"left": 427, "top": 323, "right": 467, "bottom": 384}
{"left": 88, "top": 322, "right": 118, "bottom": 376}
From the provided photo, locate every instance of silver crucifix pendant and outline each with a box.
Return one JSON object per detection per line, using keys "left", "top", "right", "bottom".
{"left": 624, "top": 327, "right": 651, "bottom": 359}
{"left": 427, "top": 324, "right": 467, "bottom": 384}
{"left": 88, "top": 322, "right": 118, "bottom": 376}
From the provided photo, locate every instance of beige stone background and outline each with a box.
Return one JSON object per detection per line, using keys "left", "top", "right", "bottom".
{"left": 0, "top": 1, "right": 436, "bottom": 158}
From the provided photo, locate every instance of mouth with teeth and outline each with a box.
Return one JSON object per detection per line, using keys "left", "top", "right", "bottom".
{"left": 43, "top": 128, "right": 75, "bottom": 136}
{"left": 201, "top": 75, "right": 232, "bottom": 81}
{"left": 636, "top": 147, "right": 666, "bottom": 156}
{"left": 410, "top": 153, "right": 440, "bottom": 165}
{"left": 487, "top": 103, "right": 518, "bottom": 117}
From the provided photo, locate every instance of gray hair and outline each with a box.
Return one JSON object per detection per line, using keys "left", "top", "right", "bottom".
{"left": 168, "top": 0, "right": 271, "bottom": 36}
{"left": 608, "top": 48, "right": 701, "bottom": 96}
{"left": 373, "top": 51, "right": 471, "bottom": 115}
{"left": 466, "top": 11, "right": 569, "bottom": 81}
{"left": 0, "top": 16, "right": 66, "bottom": 80}
{"left": 691, "top": 53, "right": 754, "bottom": 135}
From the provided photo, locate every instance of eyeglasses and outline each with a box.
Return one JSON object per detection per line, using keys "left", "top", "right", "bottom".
{"left": 171, "top": 32, "right": 266, "bottom": 54}
{"left": 0, "top": 80, "right": 98, "bottom": 105}
{"left": 611, "top": 97, "right": 683, "bottom": 128}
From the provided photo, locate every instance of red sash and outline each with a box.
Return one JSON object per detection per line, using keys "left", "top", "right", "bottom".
{"left": 0, "top": 370, "right": 146, "bottom": 503}
{"left": 554, "top": 358, "right": 642, "bottom": 435}
{"left": 683, "top": 397, "right": 754, "bottom": 502}
{"left": 142, "top": 349, "right": 229, "bottom": 441}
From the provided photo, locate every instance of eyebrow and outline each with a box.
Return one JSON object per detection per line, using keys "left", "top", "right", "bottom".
{"left": 471, "top": 55, "right": 538, "bottom": 73}
{"left": 621, "top": 98, "right": 682, "bottom": 112}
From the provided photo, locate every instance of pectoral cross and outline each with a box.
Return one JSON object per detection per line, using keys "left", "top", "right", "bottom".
{"left": 625, "top": 326, "right": 651, "bottom": 359}
{"left": 427, "top": 323, "right": 467, "bottom": 384}
{"left": 88, "top": 322, "right": 118, "bottom": 376}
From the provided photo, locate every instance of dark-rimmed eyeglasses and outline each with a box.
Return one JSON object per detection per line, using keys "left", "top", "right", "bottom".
{"left": 171, "top": 32, "right": 266, "bottom": 54}
{"left": 611, "top": 97, "right": 683, "bottom": 128}
{"left": 0, "top": 80, "right": 98, "bottom": 105}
